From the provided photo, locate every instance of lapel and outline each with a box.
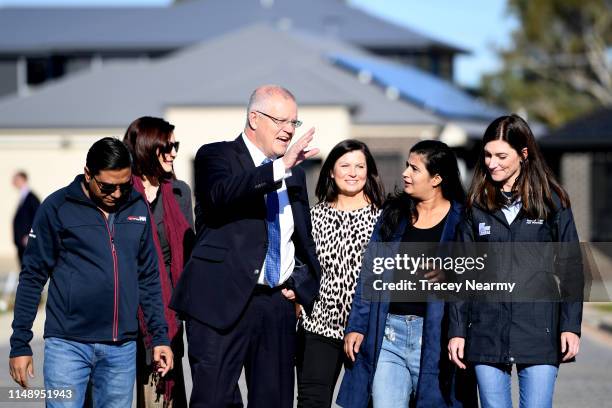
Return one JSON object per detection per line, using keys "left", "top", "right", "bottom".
{"left": 376, "top": 216, "right": 406, "bottom": 305}
{"left": 492, "top": 205, "right": 524, "bottom": 229}
{"left": 387, "top": 215, "right": 408, "bottom": 261}
{"left": 492, "top": 208, "right": 510, "bottom": 228}
{"left": 285, "top": 168, "right": 304, "bottom": 232}
{"left": 285, "top": 171, "right": 299, "bottom": 195}
{"left": 440, "top": 201, "right": 463, "bottom": 242}
{"left": 233, "top": 134, "right": 256, "bottom": 171}
{"left": 232, "top": 135, "right": 269, "bottom": 219}
{"left": 234, "top": 134, "right": 304, "bottom": 226}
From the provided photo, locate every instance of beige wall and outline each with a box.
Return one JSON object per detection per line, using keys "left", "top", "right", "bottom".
{"left": 0, "top": 109, "right": 440, "bottom": 266}
{"left": 351, "top": 124, "right": 439, "bottom": 140}
{"left": 355, "top": 126, "right": 442, "bottom": 192}
{"left": 0, "top": 106, "right": 352, "bottom": 263}
{"left": 165, "top": 105, "right": 352, "bottom": 187}
{"left": 0, "top": 130, "right": 121, "bottom": 263}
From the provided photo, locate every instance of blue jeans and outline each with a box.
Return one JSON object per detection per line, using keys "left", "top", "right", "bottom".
{"left": 475, "top": 363, "right": 558, "bottom": 408}
{"left": 371, "top": 314, "right": 423, "bottom": 408}
{"left": 44, "top": 337, "right": 136, "bottom": 408}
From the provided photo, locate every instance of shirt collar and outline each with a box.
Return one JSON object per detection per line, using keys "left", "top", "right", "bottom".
{"left": 19, "top": 186, "right": 30, "bottom": 203}
{"left": 504, "top": 196, "right": 522, "bottom": 209}
{"left": 241, "top": 132, "right": 275, "bottom": 166}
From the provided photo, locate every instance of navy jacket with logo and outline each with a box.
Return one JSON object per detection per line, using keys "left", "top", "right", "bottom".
{"left": 337, "top": 202, "right": 477, "bottom": 408}
{"left": 10, "top": 175, "right": 169, "bottom": 357}
{"left": 448, "top": 193, "right": 583, "bottom": 365}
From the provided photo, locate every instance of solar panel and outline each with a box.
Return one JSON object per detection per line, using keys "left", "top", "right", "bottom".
{"left": 329, "top": 53, "right": 504, "bottom": 120}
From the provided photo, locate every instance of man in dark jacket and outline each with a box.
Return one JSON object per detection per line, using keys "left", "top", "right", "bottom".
{"left": 171, "top": 85, "right": 321, "bottom": 408}
{"left": 8, "top": 138, "right": 173, "bottom": 407}
{"left": 12, "top": 171, "right": 40, "bottom": 266}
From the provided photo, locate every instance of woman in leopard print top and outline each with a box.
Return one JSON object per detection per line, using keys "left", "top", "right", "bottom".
{"left": 297, "top": 140, "right": 384, "bottom": 408}
{"left": 304, "top": 203, "right": 381, "bottom": 339}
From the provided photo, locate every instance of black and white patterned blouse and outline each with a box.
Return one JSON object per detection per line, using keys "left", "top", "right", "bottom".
{"left": 302, "top": 202, "right": 381, "bottom": 340}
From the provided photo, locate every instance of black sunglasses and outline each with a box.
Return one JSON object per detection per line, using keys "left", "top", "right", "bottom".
{"left": 160, "top": 141, "right": 180, "bottom": 154}
{"left": 93, "top": 177, "right": 133, "bottom": 196}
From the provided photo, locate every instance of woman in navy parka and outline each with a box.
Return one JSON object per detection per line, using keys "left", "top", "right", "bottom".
{"left": 337, "top": 141, "right": 477, "bottom": 407}
{"left": 447, "top": 115, "right": 583, "bottom": 408}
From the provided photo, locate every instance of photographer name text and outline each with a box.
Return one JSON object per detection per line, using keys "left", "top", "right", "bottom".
{"left": 372, "top": 279, "right": 516, "bottom": 293}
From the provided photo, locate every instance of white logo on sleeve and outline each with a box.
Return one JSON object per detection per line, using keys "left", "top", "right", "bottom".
{"left": 28, "top": 228, "right": 37, "bottom": 239}
{"left": 478, "top": 222, "right": 491, "bottom": 236}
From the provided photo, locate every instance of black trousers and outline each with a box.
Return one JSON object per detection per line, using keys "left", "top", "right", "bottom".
{"left": 186, "top": 286, "right": 297, "bottom": 408}
{"left": 296, "top": 329, "right": 345, "bottom": 408}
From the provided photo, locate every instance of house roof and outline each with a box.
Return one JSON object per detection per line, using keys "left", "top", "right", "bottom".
{"left": 329, "top": 53, "right": 504, "bottom": 121}
{"left": 0, "top": 24, "right": 444, "bottom": 129}
{"left": 0, "top": 0, "right": 466, "bottom": 56}
{"left": 540, "top": 108, "right": 612, "bottom": 149}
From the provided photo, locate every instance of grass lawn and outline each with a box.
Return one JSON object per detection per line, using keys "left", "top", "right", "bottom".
{"left": 592, "top": 302, "right": 612, "bottom": 313}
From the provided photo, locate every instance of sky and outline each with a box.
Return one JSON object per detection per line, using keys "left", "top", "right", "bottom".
{"left": 0, "top": 0, "right": 518, "bottom": 87}
{"left": 350, "top": 0, "right": 518, "bottom": 87}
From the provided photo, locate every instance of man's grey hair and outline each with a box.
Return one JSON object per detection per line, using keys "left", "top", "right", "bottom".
{"left": 245, "top": 85, "right": 296, "bottom": 126}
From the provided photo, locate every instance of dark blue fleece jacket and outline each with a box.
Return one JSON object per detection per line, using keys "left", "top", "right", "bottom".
{"left": 10, "top": 175, "right": 169, "bottom": 357}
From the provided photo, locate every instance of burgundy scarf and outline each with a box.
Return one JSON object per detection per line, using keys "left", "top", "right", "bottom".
{"left": 133, "top": 176, "right": 191, "bottom": 402}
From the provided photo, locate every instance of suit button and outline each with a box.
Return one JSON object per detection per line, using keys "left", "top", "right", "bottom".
{"left": 254, "top": 269, "right": 260, "bottom": 275}
{"left": 509, "top": 357, "right": 515, "bottom": 363}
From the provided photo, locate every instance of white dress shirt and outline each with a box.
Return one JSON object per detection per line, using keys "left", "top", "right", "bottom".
{"left": 19, "top": 187, "right": 30, "bottom": 206}
{"left": 502, "top": 198, "right": 522, "bottom": 225}
{"left": 241, "top": 134, "right": 296, "bottom": 287}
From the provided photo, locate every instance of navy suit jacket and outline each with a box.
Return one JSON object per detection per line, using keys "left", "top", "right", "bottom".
{"left": 13, "top": 191, "right": 40, "bottom": 248}
{"left": 170, "top": 135, "right": 321, "bottom": 330}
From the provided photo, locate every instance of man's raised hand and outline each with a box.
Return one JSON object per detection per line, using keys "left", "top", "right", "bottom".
{"left": 282, "top": 127, "right": 319, "bottom": 170}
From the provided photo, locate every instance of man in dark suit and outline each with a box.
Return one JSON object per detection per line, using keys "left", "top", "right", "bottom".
{"left": 171, "top": 85, "right": 321, "bottom": 408}
{"left": 12, "top": 171, "right": 40, "bottom": 266}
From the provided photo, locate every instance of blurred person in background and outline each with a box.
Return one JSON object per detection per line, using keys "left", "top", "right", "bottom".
{"left": 12, "top": 171, "right": 40, "bottom": 266}
{"left": 297, "top": 139, "right": 384, "bottom": 408}
{"left": 338, "top": 140, "right": 477, "bottom": 408}
{"left": 123, "top": 116, "right": 195, "bottom": 408}
{"left": 448, "top": 114, "right": 583, "bottom": 408}
{"left": 9, "top": 137, "right": 173, "bottom": 407}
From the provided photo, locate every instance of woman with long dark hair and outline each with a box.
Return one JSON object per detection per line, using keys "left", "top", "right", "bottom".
{"left": 297, "top": 139, "right": 384, "bottom": 408}
{"left": 338, "top": 140, "right": 476, "bottom": 407}
{"left": 447, "top": 114, "right": 583, "bottom": 408}
{"left": 123, "top": 116, "right": 195, "bottom": 408}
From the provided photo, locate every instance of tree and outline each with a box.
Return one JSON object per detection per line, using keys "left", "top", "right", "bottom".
{"left": 482, "top": 0, "right": 612, "bottom": 127}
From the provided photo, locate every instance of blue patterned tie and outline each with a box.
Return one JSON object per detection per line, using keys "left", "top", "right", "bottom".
{"left": 263, "top": 158, "right": 281, "bottom": 287}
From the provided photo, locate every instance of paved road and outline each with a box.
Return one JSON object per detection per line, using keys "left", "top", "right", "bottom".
{"left": 0, "top": 338, "right": 44, "bottom": 408}
{"left": 1, "top": 331, "right": 610, "bottom": 407}
{"left": 550, "top": 330, "right": 612, "bottom": 407}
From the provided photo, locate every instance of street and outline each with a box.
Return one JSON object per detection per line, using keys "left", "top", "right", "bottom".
{"left": 1, "top": 325, "right": 611, "bottom": 407}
